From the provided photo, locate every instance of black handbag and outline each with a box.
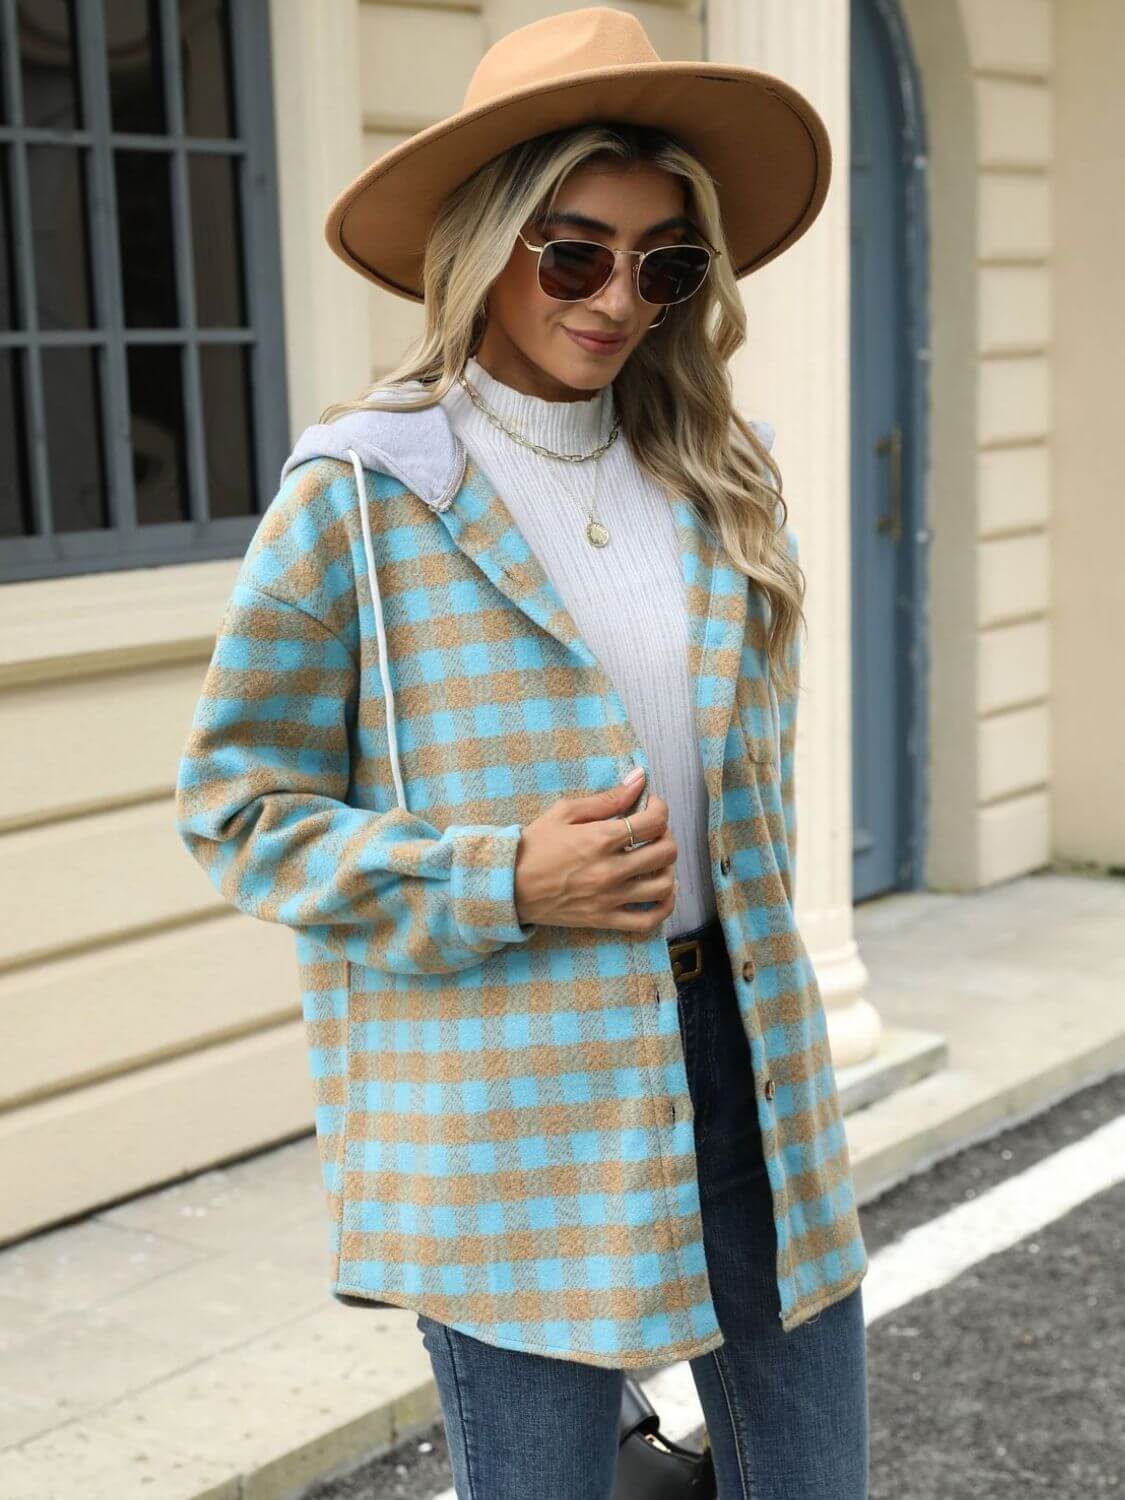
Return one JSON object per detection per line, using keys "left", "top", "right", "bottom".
{"left": 611, "top": 1377, "right": 717, "bottom": 1498}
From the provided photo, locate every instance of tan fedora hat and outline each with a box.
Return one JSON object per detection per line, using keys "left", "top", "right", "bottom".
{"left": 324, "top": 6, "right": 832, "bottom": 302}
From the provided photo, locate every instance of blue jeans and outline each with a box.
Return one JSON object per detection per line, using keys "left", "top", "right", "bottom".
{"left": 417, "top": 914, "right": 870, "bottom": 1498}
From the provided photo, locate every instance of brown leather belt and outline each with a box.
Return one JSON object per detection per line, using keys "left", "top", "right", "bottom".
{"left": 666, "top": 916, "right": 724, "bottom": 987}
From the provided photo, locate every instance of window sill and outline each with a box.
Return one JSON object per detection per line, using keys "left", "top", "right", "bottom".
{"left": 0, "top": 559, "right": 241, "bottom": 688}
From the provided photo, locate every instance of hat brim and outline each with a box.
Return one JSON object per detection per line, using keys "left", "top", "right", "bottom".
{"left": 324, "top": 62, "right": 831, "bottom": 301}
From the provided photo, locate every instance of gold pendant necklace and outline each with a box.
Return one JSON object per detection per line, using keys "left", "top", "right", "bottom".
{"left": 584, "top": 447, "right": 610, "bottom": 547}
{"left": 458, "top": 369, "right": 617, "bottom": 546}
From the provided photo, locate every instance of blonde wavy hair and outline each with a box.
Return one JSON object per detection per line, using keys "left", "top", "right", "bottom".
{"left": 320, "top": 122, "right": 805, "bottom": 693}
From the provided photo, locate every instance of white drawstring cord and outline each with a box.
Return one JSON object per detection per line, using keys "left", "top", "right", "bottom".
{"left": 347, "top": 447, "right": 408, "bottom": 813}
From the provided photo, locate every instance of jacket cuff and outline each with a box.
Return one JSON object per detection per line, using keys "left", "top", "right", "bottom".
{"left": 448, "top": 824, "right": 539, "bottom": 948}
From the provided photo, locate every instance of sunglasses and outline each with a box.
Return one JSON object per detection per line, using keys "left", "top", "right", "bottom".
{"left": 516, "top": 227, "right": 718, "bottom": 307}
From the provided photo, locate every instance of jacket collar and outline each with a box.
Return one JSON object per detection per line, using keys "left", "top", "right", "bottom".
{"left": 444, "top": 450, "right": 749, "bottom": 806}
{"left": 281, "top": 391, "right": 769, "bottom": 805}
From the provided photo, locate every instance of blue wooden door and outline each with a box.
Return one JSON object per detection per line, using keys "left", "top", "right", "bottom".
{"left": 849, "top": 0, "right": 923, "bottom": 900}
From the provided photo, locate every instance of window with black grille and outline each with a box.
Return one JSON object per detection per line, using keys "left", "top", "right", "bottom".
{"left": 0, "top": 0, "right": 288, "bottom": 582}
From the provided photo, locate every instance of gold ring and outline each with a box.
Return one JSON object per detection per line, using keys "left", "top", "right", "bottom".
{"left": 618, "top": 814, "right": 639, "bottom": 851}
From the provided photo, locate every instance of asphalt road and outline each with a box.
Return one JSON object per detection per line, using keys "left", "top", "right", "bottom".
{"left": 307, "top": 1066, "right": 1125, "bottom": 1500}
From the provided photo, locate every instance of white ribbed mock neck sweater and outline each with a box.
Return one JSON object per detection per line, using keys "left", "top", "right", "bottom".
{"left": 440, "top": 355, "right": 714, "bottom": 939}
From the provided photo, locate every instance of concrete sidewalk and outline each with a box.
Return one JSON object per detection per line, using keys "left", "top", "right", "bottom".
{"left": 1, "top": 869, "right": 1122, "bottom": 1499}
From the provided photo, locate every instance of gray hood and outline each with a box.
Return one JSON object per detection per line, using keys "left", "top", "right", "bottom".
{"left": 278, "top": 384, "right": 465, "bottom": 511}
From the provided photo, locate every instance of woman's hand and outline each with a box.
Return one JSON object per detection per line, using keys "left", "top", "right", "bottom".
{"left": 514, "top": 769, "right": 679, "bottom": 932}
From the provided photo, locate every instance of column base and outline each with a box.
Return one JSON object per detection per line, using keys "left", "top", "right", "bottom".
{"left": 813, "top": 936, "right": 883, "bottom": 1067}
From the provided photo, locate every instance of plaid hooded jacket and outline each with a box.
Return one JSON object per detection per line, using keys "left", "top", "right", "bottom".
{"left": 174, "top": 389, "right": 869, "bottom": 1369}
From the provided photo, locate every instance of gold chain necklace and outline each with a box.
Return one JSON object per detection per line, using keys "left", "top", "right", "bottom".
{"left": 456, "top": 370, "right": 618, "bottom": 547}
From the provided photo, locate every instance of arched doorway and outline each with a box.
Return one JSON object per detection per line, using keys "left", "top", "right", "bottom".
{"left": 849, "top": 0, "right": 930, "bottom": 900}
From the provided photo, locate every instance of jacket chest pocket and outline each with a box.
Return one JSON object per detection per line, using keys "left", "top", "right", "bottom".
{"left": 735, "top": 670, "right": 781, "bottom": 768}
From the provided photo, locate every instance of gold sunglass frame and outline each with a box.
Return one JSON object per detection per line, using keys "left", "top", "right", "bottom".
{"left": 515, "top": 228, "right": 720, "bottom": 307}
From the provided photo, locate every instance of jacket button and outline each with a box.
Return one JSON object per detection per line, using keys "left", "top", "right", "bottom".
{"left": 742, "top": 956, "right": 755, "bottom": 981}
{"left": 764, "top": 1076, "right": 776, "bottom": 1101}
{"left": 720, "top": 855, "right": 731, "bottom": 876}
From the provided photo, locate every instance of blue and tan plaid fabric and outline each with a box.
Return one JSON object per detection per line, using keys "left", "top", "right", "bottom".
{"left": 175, "top": 397, "right": 868, "bottom": 1368}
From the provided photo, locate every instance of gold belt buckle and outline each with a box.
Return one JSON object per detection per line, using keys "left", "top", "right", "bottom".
{"left": 668, "top": 937, "right": 704, "bottom": 985}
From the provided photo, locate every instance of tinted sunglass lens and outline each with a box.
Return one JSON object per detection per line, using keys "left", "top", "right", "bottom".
{"left": 638, "top": 246, "right": 711, "bottom": 304}
{"left": 538, "top": 241, "right": 614, "bottom": 300}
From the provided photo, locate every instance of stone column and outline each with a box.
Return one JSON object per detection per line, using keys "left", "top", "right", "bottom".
{"left": 709, "top": 0, "right": 882, "bottom": 1066}
{"left": 267, "top": 0, "right": 371, "bottom": 433}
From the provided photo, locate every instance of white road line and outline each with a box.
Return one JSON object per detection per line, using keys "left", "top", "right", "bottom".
{"left": 635, "top": 1359, "right": 707, "bottom": 1440}
{"left": 860, "top": 1110, "right": 1125, "bottom": 1323}
{"left": 428, "top": 1111, "right": 1125, "bottom": 1496}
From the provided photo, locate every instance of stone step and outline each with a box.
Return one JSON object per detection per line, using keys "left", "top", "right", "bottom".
{"left": 835, "top": 1024, "right": 948, "bottom": 1115}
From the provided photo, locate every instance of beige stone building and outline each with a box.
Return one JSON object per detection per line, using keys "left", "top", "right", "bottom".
{"left": 1, "top": 0, "right": 1120, "bottom": 1243}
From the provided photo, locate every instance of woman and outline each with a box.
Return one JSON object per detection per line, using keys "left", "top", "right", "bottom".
{"left": 176, "top": 9, "right": 869, "bottom": 1497}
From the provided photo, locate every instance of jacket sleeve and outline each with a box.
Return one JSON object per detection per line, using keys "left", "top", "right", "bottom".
{"left": 174, "top": 463, "right": 538, "bottom": 975}
{"left": 777, "top": 523, "right": 802, "bottom": 901}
